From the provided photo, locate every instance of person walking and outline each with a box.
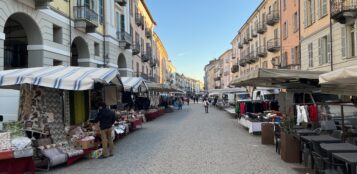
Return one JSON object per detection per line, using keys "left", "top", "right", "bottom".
{"left": 203, "top": 98, "right": 209, "bottom": 113}
{"left": 178, "top": 98, "right": 183, "bottom": 110}
{"left": 93, "top": 102, "right": 116, "bottom": 158}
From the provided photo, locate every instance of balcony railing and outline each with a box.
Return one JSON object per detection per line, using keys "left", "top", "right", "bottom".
{"left": 133, "top": 72, "right": 149, "bottom": 80}
{"left": 115, "top": 0, "right": 127, "bottom": 6}
{"left": 141, "top": 49, "right": 151, "bottom": 62}
{"left": 238, "top": 42, "right": 243, "bottom": 49}
{"left": 257, "top": 22, "right": 267, "bottom": 34}
{"left": 267, "top": 38, "right": 280, "bottom": 52}
{"left": 239, "top": 58, "right": 247, "bottom": 67}
{"left": 257, "top": 46, "right": 267, "bottom": 57}
{"left": 214, "top": 76, "right": 221, "bottom": 81}
{"left": 232, "top": 54, "right": 236, "bottom": 59}
{"left": 331, "top": 1, "right": 357, "bottom": 23}
{"left": 117, "top": 32, "right": 132, "bottom": 49}
{"left": 266, "top": 10, "right": 280, "bottom": 26}
{"left": 252, "top": 28, "right": 258, "bottom": 37}
{"left": 248, "top": 51, "right": 258, "bottom": 64}
{"left": 34, "top": 0, "right": 53, "bottom": 9}
{"left": 132, "top": 43, "right": 140, "bottom": 55}
{"left": 145, "top": 29, "right": 152, "bottom": 38}
{"left": 243, "top": 37, "right": 249, "bottom": 44}
{"left": 150, "top": 59, "right": 157, "bottom": 67}
{"left": 231, "top": 65, "right": 239, "bottom": 73}
{"left": 73, "top": 6, "right": 99, "bottom": 33}
{"left": 135, "top": 13, "right": 143, "bottom": 27}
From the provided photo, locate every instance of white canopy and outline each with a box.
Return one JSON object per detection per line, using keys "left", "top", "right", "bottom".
{"left": 121, "top": 77, "right": 147, "bottom": 93}
{"left": 319, "top": 65, "right": 357, "bottom": 96}
{"left": 0, "top": 66, "right": 121, "bottom": 91}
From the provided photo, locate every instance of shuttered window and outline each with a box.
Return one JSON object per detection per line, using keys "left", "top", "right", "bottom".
{"left": 341, "top": 27, "right": 346, "bottom": 58}
{"left": 291, "top": 48, "right": 296, "bottom": 65}
{"left": 308, "top": 43, "right": 313, "bottom": 67}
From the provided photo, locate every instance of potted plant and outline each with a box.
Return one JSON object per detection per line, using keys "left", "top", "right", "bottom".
{"left": 280, "top": 116, "right": 300, "bottom": 163}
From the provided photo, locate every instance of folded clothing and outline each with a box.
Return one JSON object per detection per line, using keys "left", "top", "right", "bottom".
{"left": 12, "top": 137, "right": 32, "bottom": 151}
{"left": 57, "top": 146, "right": 83, "bottom": 158}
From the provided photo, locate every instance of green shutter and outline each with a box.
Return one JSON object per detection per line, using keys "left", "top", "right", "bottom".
{"left": 304, "top": 0, "right": 307, "bottom": 27}
{"left": 327, "top": 34, "right": 331, "bottom": 63}
{"left": 312, "top": 0, "right": 315, "bottom": 23}
{"left": 318, "top": 38, "right": 322, "bottom": 65}
{"left": 341, "top": 27, "right": 346, "bottom": 58}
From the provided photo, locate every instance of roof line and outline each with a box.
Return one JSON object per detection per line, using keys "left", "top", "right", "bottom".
{"left": 141, "top": 0, "right": 157, "bottom": 25}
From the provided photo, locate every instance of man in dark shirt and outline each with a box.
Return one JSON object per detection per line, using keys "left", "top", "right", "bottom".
{"left": 94, "top": 102, "right": 116, "bottom": 158}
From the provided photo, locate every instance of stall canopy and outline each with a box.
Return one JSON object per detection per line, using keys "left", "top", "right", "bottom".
{"left": 319, "top": 65, "right": 357, "bottom": 96}
{"left": 0, "top": 66, "right": 121, "bottom": 90}
{"left": 208, "top": 87, "right": 247, "bottom": 95}
{"left": 121, "top": 77, "right": 147, "bottom": 93}
{"left": 231, "top": 68, "right": 324, "bottom": 89}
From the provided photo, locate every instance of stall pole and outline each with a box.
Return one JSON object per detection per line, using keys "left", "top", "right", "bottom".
{"left": 341, "top": 105, "right": 345, "bottom": 143}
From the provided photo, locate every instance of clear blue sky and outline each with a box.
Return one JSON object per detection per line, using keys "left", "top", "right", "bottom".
{"left": 146, "top": 0, "right": 262, "bottom": 81}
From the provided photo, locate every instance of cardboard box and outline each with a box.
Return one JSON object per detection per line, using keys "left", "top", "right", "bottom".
{"left": 0, "top": 150, "right": 13, "bottom": 160}
{"left": 78, "top": 139, "right": 95, "bottom": 149}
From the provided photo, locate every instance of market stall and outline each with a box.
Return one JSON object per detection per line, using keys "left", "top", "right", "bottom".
{"left": 0, "top": 66, "right": 124, "bottom": 172}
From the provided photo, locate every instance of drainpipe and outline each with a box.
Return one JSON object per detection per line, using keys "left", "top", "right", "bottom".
{"left": 279, "top": 0, "right": 282, "bottom": 69}
{"left": 298, "top": 0, "right": 301, "bottom": 69}
{"left": 329, "top": 0, "right": 334, "bottom": 71}
{"left": 103, "top": 0, "right": 107, "bottom": 68}
{"left": 69, "top": 0, "right": 72, "bottom": 66}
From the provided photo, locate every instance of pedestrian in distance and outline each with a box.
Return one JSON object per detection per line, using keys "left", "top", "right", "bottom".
{"left": 178, "top": 98, "right": 183, "bottom": 110}
{"left": 203, "top": 98, "right": 209, "bottom": 113}
{"left": 93, "top": 102, "right": 116, "bottom": 158}
{"left": 187, "top": 97, "right": 190, "bottom": 105}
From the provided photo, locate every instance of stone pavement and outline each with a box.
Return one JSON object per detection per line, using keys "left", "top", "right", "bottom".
{"left": 49, "top": 103, "right": 307, "bottom": 174}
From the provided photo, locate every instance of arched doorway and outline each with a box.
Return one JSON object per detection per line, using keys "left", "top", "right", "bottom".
{"left": 117, "top": 53, "right": 127, "bottom": 76}
{"left": 70, "top": 37, "right": 90, "bottom": 124}
{"left": 3, "top": 13, "right": 42, "bottom": 70}
{"left": 71, "top": 37, "right": 89, "bottom": 66}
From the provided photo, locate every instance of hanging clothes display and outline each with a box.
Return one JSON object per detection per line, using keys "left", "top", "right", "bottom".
{"left": 308, "top": 104, "right": 318, "bottom": 122}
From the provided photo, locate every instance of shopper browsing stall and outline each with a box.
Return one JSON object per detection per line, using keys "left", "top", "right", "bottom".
{"left": 93, "top": 102, "right": 116, "bottom": 158}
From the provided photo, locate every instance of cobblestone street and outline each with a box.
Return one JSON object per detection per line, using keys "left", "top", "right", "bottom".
{"left": 51, "top": 103, "right": 304, "bottom": 174}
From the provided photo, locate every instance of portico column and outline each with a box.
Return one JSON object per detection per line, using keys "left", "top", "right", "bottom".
{"left": 0, "top": 32, "right": 5, "bottom": 70}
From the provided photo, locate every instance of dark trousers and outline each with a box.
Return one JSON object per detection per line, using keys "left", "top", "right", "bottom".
{"left": 205, "top": 106, "right": 208, "bottom": 113}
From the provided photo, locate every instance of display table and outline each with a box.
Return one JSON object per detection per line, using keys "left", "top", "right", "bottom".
{"left": 130, "top": 119, "right": 142, "bottom": 130}
{"left": 145, "top": 111, "right": 160, "bottom": 121}
{"left": 66, "top": 147, "right": 97, "bottom": 166}
{"left": 332, "top": 153, "right": 357, "bottom": 174}
{"left": 238, "top": 118, "right": 265, "bottom": 134}
{"left": 0, "top": 157, "right": 35, "bottom": 174}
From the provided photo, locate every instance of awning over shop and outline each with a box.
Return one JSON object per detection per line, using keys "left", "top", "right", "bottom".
{"left": 230, "top": 68, "right": 324, "bottom": 89}
{"left": 121, "top": 77, "right": 147, "bottom": 93}
{"left": 0, "top": 66, "right": 121, "bottom": 90}
{"left": 319, "top": 65, "right": 357, "bottom": 96}
{"left": 145, "top": 82, "right": 163, "bottom": 92}
{"left": 208, "top": 87, "right": 247, "bottom": 94}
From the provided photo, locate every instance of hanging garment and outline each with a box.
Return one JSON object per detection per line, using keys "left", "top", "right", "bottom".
{"left": 308, "top": 104, "right": 318, "bottom": 122}
{"left": 296, "top": 105, "right": 302, "bottom": 125}
{"left": 300, "top": 105, "right": 308, "bottom": 123}
{"left": 240, "top": 102, "right": 245, "bottom": 114}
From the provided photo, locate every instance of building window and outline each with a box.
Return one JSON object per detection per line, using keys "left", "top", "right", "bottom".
{"left": 94, "top": 42, "right": 100, "bottom": 56}
{"left": 308, "top": 42, "right": 313, "bottom": 67}
{"left": 291, "top": 48, "right": 296, "bottom": 65}
{"left": 318, "top": 35, "right": 331, "bottom": 65}
{"left": 283, "top": 0, "right": 286, "bottom": 11}
{"left": 283, "top": 21, "right": 288, "bottom": 39}
{"left": 53, "top": 25, "right": 62, "bottom": 44}
{"left": 282, "top": 51, "right": 288, "bottom": 67}
{"left": 318, "top": 0, "right": 328, "bottom": 18}
{"left": 304, "top": 0, "right": 315, "bottom": 28}
{"left": 99, "top": 0, "right": 104, "bottom": 24}
{"left": 262, "top": 61, "right": 268, "bottom": 68}
{"left": 292, "top": 12, "right": 299, "bottom": 33}
{"left": 120, "top": 14, "right": 125, "bottom": 32}
{"left": 348, "top": 25, "right": 356, "bottom": 58}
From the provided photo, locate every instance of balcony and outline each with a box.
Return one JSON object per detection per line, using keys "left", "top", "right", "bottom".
{"left": 248, "top": 51, "right": 258, "bottom": 64}
{"left": 132, "top": 43, "right": 140, "bottom": 55}
{"left": 133, "top": 72, "right": 149, "bottom": 80}
{"left": 243, "top": 37, "right": 249, "bottom": 44}
{"left": 331, "top": 1, "right": 357, "bottom": 23}
{"left": 135, "top": 13, "right": 143, "bottom": 27}
{"left": 238, "top": 42, "right": 243, "bottom": 49}
{"left": 231, "top": 65, "right": 239, "bottom": 73}
{"left": 232, "top": 54, "right": 236, "bottom": 59}
{"left": 267, "top": 38, "right": 280, "bottom": 52}
{"left": 257, "top": 22, "right": 267, "bottom": 34}
{"left": 145, "top": 29, "right": 152, "bottom": 38}
{"left": 150, "top": 59, "right": 157, "bottom": 68}
{"left": 266, "top": 10, "right": 280, "bottom": 26}
{"left": 73, "top": 6, "right": 98, "bottom": 33}
{"left": 252, "top": 29, "right": 258, "bottom": 37}
{"left": 239, "top": 58, "right": 247, "bottom": 67}
{"left": 141, "top": 48, "right": 151, "bottom": 62}
{"left": 115, "top": 0, "right": 127, "bottom": 6}
{"left": 214, "top": 76, "right": 221, "bottom": 81}
{"left": 257, "top": 46, "right": 267, "bottom": 57}
{"left": 117, "top": 32, "right": 132, "bottom": 49}
{"left": 34, "top": 0, "right": 53, "bottom": 9}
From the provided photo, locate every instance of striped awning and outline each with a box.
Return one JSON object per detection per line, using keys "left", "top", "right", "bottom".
{"left": 0, "top": 66, "right": 121, "bottom": 91}
{"left": 121, "top": 77, "right": 147, "bottom": 93}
